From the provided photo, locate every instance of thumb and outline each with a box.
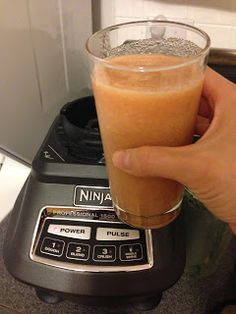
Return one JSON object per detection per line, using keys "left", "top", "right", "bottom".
{"left": 112, "top": 145, "right": 206, "bottom": 188}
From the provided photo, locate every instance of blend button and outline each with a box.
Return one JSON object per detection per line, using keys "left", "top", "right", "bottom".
{"left": 48, "top": 224, "right": 91, "bottom": 240}
{"left": 66, "top": 242, "right": 90, "bottom": 261}
{"left": 96, "top": 227, "right": 140, "bottom": 241}
{"left": 40, "top": 237, "right": 65, "bottom": 257}
{"left": 92, "top": 245, "right": 116, "bottom": 262}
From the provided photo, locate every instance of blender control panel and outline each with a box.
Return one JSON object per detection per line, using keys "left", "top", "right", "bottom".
{"left": 30, "top": 206, "right": 153, "bottom": 272}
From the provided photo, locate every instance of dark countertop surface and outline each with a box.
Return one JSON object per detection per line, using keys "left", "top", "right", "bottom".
{"left": 1, "top": 215, "right": 236, "bottom": 314}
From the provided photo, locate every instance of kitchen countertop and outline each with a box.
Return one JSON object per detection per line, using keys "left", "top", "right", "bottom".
{"left": 1, "top": 214, "right": 236, "bottom": 314}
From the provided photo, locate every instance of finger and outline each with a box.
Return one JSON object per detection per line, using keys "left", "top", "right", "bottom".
{"left": 198, "top": 96, "right": 213, "bottom": 119}
{"left": 229, "top": 223, "right": 236, "bottom": 235}
{"left": 112, "top": 145, "right": 206, "bottom": 188}
{"left": 195, "top": 115, "right": 210, "bottom": 135}
{"left": 203, "top": 67, "right": 235, "bottom": 104}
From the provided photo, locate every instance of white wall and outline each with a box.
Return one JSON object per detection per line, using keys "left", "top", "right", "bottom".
{"left": 97, "top": 0, "right": 236, "bottom": 49}
{"left": 0, "top": 0, "right": 92, "bottom": 163}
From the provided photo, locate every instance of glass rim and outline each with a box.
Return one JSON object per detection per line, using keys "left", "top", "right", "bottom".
{"left": 86, "top": 20, "right": 211, "bottom": 73}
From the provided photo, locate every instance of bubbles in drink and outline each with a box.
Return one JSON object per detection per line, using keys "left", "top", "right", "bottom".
{"left": 104, "top": 38, "right": 201, "bottom": 58}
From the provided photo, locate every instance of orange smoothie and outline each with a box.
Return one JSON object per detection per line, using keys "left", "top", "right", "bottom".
{"left": 92, "top": 54, "right": 203, "bottom": 228}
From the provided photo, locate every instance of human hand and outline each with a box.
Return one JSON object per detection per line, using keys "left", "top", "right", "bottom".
{"left": 112, "top": 68, "right": 236, "bottom": 231}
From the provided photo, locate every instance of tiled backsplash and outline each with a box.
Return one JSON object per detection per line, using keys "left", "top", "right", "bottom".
{"left": 98, "top": 0, "right": 236, "bottom": 49}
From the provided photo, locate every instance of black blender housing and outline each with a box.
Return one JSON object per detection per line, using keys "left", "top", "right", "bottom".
{"left": 3, "top": 96, "right": 185, "bottom": 310}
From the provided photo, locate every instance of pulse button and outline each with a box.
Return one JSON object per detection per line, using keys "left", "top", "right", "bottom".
{"left": 96, "top": 227, "right": 140, "bottom": 241}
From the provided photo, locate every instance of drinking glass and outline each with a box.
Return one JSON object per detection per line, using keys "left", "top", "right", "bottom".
{"left": 86, "top": 21, "right": 210, "bottom": 229}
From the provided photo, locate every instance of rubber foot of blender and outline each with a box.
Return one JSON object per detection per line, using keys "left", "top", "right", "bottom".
{"left": 132, "top": 293, "right": 162, "bottom": 311}
{"left": 35, "top": 288, "right": 63, "bottom": 304}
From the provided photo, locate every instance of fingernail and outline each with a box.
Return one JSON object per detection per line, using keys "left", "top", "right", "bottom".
{"left": 112, "top": 150, "right": 130, "bottom": 169}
